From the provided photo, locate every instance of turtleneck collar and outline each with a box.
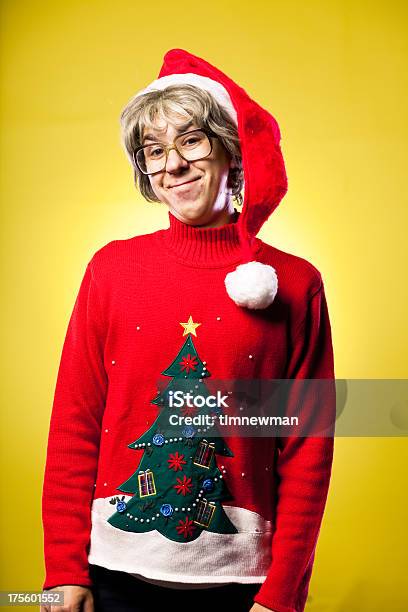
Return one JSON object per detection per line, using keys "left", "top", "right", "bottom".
{"left": 157, "top": 209, "right": 261, "bottom": 268}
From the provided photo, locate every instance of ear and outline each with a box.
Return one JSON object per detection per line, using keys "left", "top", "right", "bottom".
{"left": 227, "top": 162, "right": 239, "bottom": 186}
{"left": 227, "top": 157, "right": 238, "bottom": 183}
{"left": 229, "top": 155, "right": 237, "bottom": 169}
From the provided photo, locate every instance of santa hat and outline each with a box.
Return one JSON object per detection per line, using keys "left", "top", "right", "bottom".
{"left": 133, "top": 49, "right": 288, "bottom": 310}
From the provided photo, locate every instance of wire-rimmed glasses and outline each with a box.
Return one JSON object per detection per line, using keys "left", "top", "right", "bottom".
{"left": 133, "top": 128, "right": 217, "bottom": 175}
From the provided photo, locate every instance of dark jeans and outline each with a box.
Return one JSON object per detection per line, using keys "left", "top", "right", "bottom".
{"left": 89, "top": 564, "right": 261, "bottom": 612}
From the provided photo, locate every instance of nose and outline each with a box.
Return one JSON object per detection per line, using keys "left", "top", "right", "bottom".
{"left": 165, "top": 147, "right": 190, "bottom": 173}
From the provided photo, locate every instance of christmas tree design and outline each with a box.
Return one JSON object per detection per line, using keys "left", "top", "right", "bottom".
{"left": 107, "top": 316, "right": 238, "bottom": 542}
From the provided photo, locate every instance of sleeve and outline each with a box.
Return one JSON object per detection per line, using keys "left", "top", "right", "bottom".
{"left": 41, "top": 259, "right": 108, "bottom": 590}
{"left": 253, "top": 280, "right": 336, "bottom": 612}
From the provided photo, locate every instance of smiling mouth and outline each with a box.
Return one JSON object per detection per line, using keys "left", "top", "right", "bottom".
{"left": 169, "top": 177, "right": 201, "bottom": 189}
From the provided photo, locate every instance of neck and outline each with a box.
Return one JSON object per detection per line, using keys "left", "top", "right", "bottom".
{"left": 169, "top": 205, "right": 236, "bottom": 229}
{"left": 194, "top": 207, "right": 235, "bottom": 228}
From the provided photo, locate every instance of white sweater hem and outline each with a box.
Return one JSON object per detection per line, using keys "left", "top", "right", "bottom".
{"left": 88, "top": 496, "right": 273, "bottom": 584}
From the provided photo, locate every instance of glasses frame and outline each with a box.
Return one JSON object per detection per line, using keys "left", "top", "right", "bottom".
{"left": 132, "top": 128, "right": 218, "bottom": 176}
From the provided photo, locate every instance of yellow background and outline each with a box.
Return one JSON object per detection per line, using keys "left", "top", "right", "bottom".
{"left": 1, "top": 1, "right": 407, "bottom": 610}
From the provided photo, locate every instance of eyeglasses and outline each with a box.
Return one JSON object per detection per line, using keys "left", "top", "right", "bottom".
{"left": 133, "top": 128, "right": 217, "bottom": 175}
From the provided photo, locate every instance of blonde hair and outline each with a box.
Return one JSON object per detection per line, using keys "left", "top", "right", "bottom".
{"left": 119, "top": 84, "right": 244, "bottom": 206}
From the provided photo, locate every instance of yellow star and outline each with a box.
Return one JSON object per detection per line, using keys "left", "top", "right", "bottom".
{"left": 180, "top": 315, "right": 202, "bottom": 337}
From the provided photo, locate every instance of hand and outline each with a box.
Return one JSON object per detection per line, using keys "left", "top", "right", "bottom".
{"left": 250, "top": 603, "right": 279, "bottom": 612}
{"left": 40, "top": 585, "right": 94, "bottom": 611}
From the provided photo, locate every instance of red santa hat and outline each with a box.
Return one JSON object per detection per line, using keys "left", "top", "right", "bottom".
{"left": 133, "top": 49, "right": 288, "bottom": 310}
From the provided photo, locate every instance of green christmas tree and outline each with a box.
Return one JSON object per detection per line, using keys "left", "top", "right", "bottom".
{"left": 107, "top": 318, "right": 238, "bottom": 542}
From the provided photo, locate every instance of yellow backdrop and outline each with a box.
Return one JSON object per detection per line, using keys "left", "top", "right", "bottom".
{"left": 1, "top": 1, "right": 407, "bottom": 610}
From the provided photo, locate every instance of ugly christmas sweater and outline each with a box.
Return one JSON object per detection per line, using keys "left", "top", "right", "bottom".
{"left": 42, "top": 211, "right": 335, "bottom": 611}
{"left": 42, "top": 48, "right": 336, "bottom": 612}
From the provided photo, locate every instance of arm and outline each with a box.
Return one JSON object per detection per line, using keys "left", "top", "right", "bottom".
{"left": 41, "top": 259, "right": 108, "bottom": 590}
{"left": 253, "top": 280, "right": 336, "bottom": 612}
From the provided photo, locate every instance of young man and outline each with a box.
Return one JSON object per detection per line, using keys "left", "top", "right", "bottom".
{"left": 41, "top": 49, "right": 335, "bottom": 612}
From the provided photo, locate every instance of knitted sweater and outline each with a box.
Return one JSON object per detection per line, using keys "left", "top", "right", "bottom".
{"left": 42, "top": 210, "right": 335, "bottom": 612}
{"left": 42, "top": 49, "right": 336, "bottom": 612}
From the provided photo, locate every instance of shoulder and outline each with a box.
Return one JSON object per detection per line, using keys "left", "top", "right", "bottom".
{"left": 86, "top": 229, "right": 162, "bottom": 281}
{"left": 255, "top": 237, "right": 323, "bottom": 300}
{"left": 89, "top": 229, "right": 162, "bottom": 262}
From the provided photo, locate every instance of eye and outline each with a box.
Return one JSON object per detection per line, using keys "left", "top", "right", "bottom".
{"left": 148, "top": 146, "right": 164, "bottom": 157}
{"left": 181, "top": 135, "right": 202, "bottom": 148}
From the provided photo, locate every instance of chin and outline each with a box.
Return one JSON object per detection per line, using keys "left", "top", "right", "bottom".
{"left": 172, "top": 201, "right": 209, "bottom": 223}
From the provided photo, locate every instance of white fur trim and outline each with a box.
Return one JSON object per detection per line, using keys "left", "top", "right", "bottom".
{"left": 225, "top": 261, "right": 278, "bottom": 310}
{"left": 88, "top": 496, "right": 272, "bottom": 583}
{"left": 135, "top": 73, "right": 238, "bottom": 126}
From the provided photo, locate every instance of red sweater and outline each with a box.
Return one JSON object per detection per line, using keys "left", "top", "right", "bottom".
{"left": 42, "top": 210, "right": 335, "bottom": 612}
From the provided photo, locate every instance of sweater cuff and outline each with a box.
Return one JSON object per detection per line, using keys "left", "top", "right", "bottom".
{"left": 253, "top": 591, "right": 297, "bottom": 612}
{"left": 42, "top": 573, "right": 93, "bottom": 591}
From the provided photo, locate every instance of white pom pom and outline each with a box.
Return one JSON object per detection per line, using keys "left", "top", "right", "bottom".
{"left": 224, "top": 261, "right": 278, "bottom": 309}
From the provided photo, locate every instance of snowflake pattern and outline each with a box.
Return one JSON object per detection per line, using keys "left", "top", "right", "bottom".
{"left": 179, "top": 354, "right": 198, "bottom": 374}
{"left": 174, "top": 475, "right": 193, "bottom": 496}
{"left": 167, "top": 451, "right": 187, "bottom": 472}
{"left": 176, "top": 516, "right": 196, "bottom": 539}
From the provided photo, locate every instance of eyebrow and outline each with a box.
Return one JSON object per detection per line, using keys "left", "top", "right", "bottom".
{"left": 142, "top": 121, "right": 195, "bottom": 144}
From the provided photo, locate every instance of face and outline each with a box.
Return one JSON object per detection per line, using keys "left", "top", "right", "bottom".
{"left": 141, "top": 116, "right": 236, "bottom": 227}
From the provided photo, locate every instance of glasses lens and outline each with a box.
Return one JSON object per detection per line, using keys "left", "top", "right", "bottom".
{"left": 136, "top": 144, "right": 166, "bottom": 175}
{"left": 135, "top": 130, "right": 212, "bottom": 175}
{"left": 175, "top": 130, "right": 211, "bottom": 162}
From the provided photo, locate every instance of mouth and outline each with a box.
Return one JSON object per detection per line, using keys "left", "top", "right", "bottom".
{"left": 168, "top": 177, "right": 201, "bottom": 189}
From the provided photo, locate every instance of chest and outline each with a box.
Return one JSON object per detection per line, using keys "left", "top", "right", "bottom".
{"left": 102, "top": 263, "right": 290, "bottom": 386}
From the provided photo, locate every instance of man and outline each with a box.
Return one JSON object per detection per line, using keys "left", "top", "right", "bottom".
{"left": 41, "top": 49, "right": 335, "bottom": 612}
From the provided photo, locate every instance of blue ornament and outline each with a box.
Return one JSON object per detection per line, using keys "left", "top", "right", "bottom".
{"left": 182, "top": 425, "right": 196, "bottom": 439}
{"left": 202, "top": 478, "right": 214, "bottom": 492}
{"left": 160, "top": 503, "right": 174, "bottom": 517}
{"left": 116, "top": 500, "right": 127, "bottom": 513}
{"left": 152, "top": 433, "right": 165, "bottom": 446}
